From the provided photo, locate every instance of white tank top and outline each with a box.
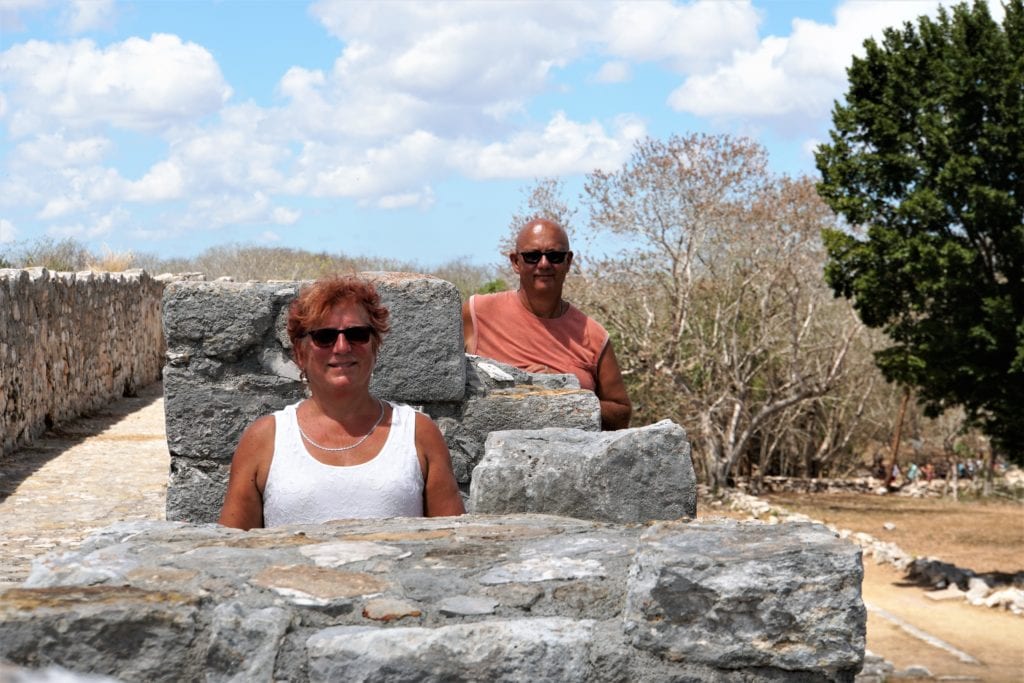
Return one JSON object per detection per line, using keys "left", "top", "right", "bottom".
{"left": 263, "top": 401, "right": 425, "bottom": 526}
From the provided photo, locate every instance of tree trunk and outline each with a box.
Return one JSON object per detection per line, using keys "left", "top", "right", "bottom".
{"left": 951, "top": 457, "right": 959, "bottom": 502}
{"left": 885, "top": 389, "right": 910, "bottom": 488}
{"left": 983, "top": 446, "right": 995, "bottom": 497}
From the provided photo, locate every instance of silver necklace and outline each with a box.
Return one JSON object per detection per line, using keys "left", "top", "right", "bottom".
{"left": 297, "top": 399, "right": 385, "bottom": 452}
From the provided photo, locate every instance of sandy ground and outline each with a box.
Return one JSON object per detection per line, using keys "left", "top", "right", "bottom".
{"left": 862, "top": 561, "right": 1024, "bottom": 681}
{"left": 759, "top": 492, "right": 1024, "bottom": 681}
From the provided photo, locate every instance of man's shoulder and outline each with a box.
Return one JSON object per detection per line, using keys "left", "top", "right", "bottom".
{"left": 471, "top": 289, "right": 516, "bottom": 312}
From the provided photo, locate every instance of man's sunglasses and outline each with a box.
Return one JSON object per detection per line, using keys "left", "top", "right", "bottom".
{"left": 303, "top": 326, "right": 374, "bottom": 348}
{"left": 518, "top": 250, "right": 570, "bottom": 265}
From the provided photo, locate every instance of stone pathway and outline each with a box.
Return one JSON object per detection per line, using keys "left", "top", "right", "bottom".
{"left": 0, "top": 382, "right": 169, "bottom": 589}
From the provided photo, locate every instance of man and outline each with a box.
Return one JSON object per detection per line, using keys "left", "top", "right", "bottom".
{"left": 462, "top": 218, "right": 632, "bottom": 429}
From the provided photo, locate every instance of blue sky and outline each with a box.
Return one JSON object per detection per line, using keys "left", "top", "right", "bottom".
{"left": 0, "top": 0, "right": 993, "bottom": 268}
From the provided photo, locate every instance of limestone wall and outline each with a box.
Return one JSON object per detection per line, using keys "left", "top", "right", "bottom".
{"left": 1, "top": 515, "right": 867, "bottom": 682}
{"left": 0, "top": 268, "right": 164, "bottom": 459}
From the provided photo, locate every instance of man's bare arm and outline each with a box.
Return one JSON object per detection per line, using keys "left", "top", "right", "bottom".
{"left": 461, "top": 299, "right": 476, "bottom": 352}
{"left": 595, "top": 342, "right": 632, "bottom": 430}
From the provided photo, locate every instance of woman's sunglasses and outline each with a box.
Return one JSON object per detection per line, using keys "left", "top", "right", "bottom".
{"left": 304, "top": 326, "right": 374, "bottom": 348}
{"left": 518, "top": 250, "right": 570, "bottom": 265}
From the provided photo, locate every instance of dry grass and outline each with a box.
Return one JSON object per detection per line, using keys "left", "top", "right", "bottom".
{"left": 87, "top": 246, "right": 135, "bottom": 272}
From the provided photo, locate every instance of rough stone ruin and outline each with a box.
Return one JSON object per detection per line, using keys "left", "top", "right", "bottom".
{"left": 160, "top": 274, "right": 694, "bottom": 524}
{"left": 0, "top": 272, "right": 868, "bottom": 681}
{"left": 4, "top": 516, "right": 864, "bottom": 682}
{"left": 0, "top": 268, "right": 164, "bottom": 458}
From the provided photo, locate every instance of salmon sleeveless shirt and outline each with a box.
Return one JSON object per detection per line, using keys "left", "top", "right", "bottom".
{"left": 468, "top": 290, "right": 609, "bottom": 391}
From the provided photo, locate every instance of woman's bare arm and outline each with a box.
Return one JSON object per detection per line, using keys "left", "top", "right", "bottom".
{"left": 415, "top": 411, "right": 465, "bottom": 517}
{"left": 218, "top": 415, "right": 275, "bottom": 530}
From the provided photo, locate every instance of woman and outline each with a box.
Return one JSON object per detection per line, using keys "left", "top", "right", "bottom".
{"left": 219, "top": 275, "right": 464, "bottom": 529}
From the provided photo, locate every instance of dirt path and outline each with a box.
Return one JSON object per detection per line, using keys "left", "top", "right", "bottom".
{"left": 863, "top": 561, "right": 1024, "bottom": 681}
{"left": 0, "top": 382, "right": 169, "bottom": 589}
{"left": 757, "top": 492, "right": 1024, "bottom": 682}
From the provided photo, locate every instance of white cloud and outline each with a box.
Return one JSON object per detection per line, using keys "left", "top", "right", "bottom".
{"left": 124, "top": 160, "right": 184, "bottom": 201}
{"left": 39, "top": 194, "right": 89, "bottom": 219}
{"left": 271, "top": 207, "right": 301, "bottom": 224}
{"left": 802, "top": 137, "right": 823, "bottom": 163}
{"left": 173, "top": 121, "right": 287, "bottom": 193}
{"left": 0, "top": 0, "right": 48, "bottom": 33}
{"left": 300, "top": 130, "right": 446, "bottom": 198}
{"left": 183, "top": 192, "right": 273, "bottom": 229}
{"left": 47, "top": 206, "right": 127, "bottom": 239}
{"left": 452, "top": 112, "right": 644, "bottom": 179}
{"left": 0, "top": 34, "right": 232, "bottom": 136}
{"left": 594, "top": 61, "right": 631, "bottom": 84}
{"left": 0, "top": 218, "right": 17, "bottom": 243}
{"left": 667, "top": 1, "right": 946, "bottom": 125}
{"left": 601, "top": 1, "right": 760, "bottom": 70}
{"left": 12, "top": 133, "right": 111, "bottom": 168}
{"left": 375, "top": 187, "right": 435, "bottom": 210}
{"left": 257, "top": 230, "right": 281, "bottom": 243}
{"left": 308, "top": 1, "right": 596, "bottom": 126}
{"left": 62, "top": 0, "right": 116, "bottom": 34}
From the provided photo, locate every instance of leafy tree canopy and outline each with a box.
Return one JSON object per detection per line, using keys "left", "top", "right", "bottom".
{"left": 816, "top": 0, "right": 1024, "bottom": 460}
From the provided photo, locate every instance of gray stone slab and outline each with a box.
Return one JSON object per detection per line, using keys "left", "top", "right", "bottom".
{"left": 438, "top": 386, "right": 600, "bottom": 484}
{"left": 624, "top": 519, "right": 865, "bottom": 678}
{"left": 362, "top": 272, "right": 465, "bottom": 402}
{"left": 307, "top": 618, "right": 596, "bottom": 682}
{"left": 166, "top": 458, "right": 230, "bottom": 524}
{"left": 1, "top": 515, "right": 864, "bottom": 682}
{"left": 469, "top": 420, "right": 697, "bottom": 522}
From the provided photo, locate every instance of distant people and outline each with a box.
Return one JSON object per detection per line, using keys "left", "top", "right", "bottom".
{"left": 872, "top": 452, "right": 886, "bottom": 480}
{"left": 906, "top": 462, "right": 920, "bottom": 482}
{"left": 462, "top": 218, "right": 632, "bottom": 430}
{"left": 219, "top": 275, "right": 464, "bottom": 529}
{"left": 923, "top": 462, "right": 935, "bottom": 483}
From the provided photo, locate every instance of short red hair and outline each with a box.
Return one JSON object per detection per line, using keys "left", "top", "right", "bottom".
{"left": 287, "top": 275, "right": 390, "bottom": 353}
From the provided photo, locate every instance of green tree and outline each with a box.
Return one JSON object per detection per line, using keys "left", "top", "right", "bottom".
{"left": 816, "top": 0, "right": 1024, "bottom": 462}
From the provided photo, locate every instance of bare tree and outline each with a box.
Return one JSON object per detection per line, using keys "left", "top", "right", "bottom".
{"left": 578, "top": 134, "right": 879, "bottom": 489}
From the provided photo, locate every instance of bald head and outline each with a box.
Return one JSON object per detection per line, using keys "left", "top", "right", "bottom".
{"left": 515, "top": 218, "right": 570, "bottom": 253}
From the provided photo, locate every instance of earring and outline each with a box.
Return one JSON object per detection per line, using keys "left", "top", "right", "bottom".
{"left": 299, "top": 369, "right": 307, "bottom": 384}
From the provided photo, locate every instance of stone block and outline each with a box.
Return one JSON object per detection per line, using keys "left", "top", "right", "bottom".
{"left": 1, "top": 516, "right": 865, "bottom": 682}
{"left": 623, "top": 519, "right": 865, "bottom": 678}
{"left": 163, "top": 281, "right": 283, "bottom": 362}
{"left": 435, "top": 387, "right": 600, "bottom": 483}
{"left": 0, "top": 585, "right": 200, "bottom": 681}
{"left": 468, "top": 420, "right": 696, "bottom": 522}
{"left": 422, "top": 356, "right": 598, "bottom": 484}
{"left": 166, "top": 458, "right": 230, "bottom": 524}
{"left": 362, "top": 272, "right": 465, "bottom": 402}
{"left": 163, "top": 364, "right": 300, "bottom": 463}
{"left": 205, "top": 602, "right": 293, "bottom": 682}
{"left": 307, "top": 618, "right": 597, "bottom": 682}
